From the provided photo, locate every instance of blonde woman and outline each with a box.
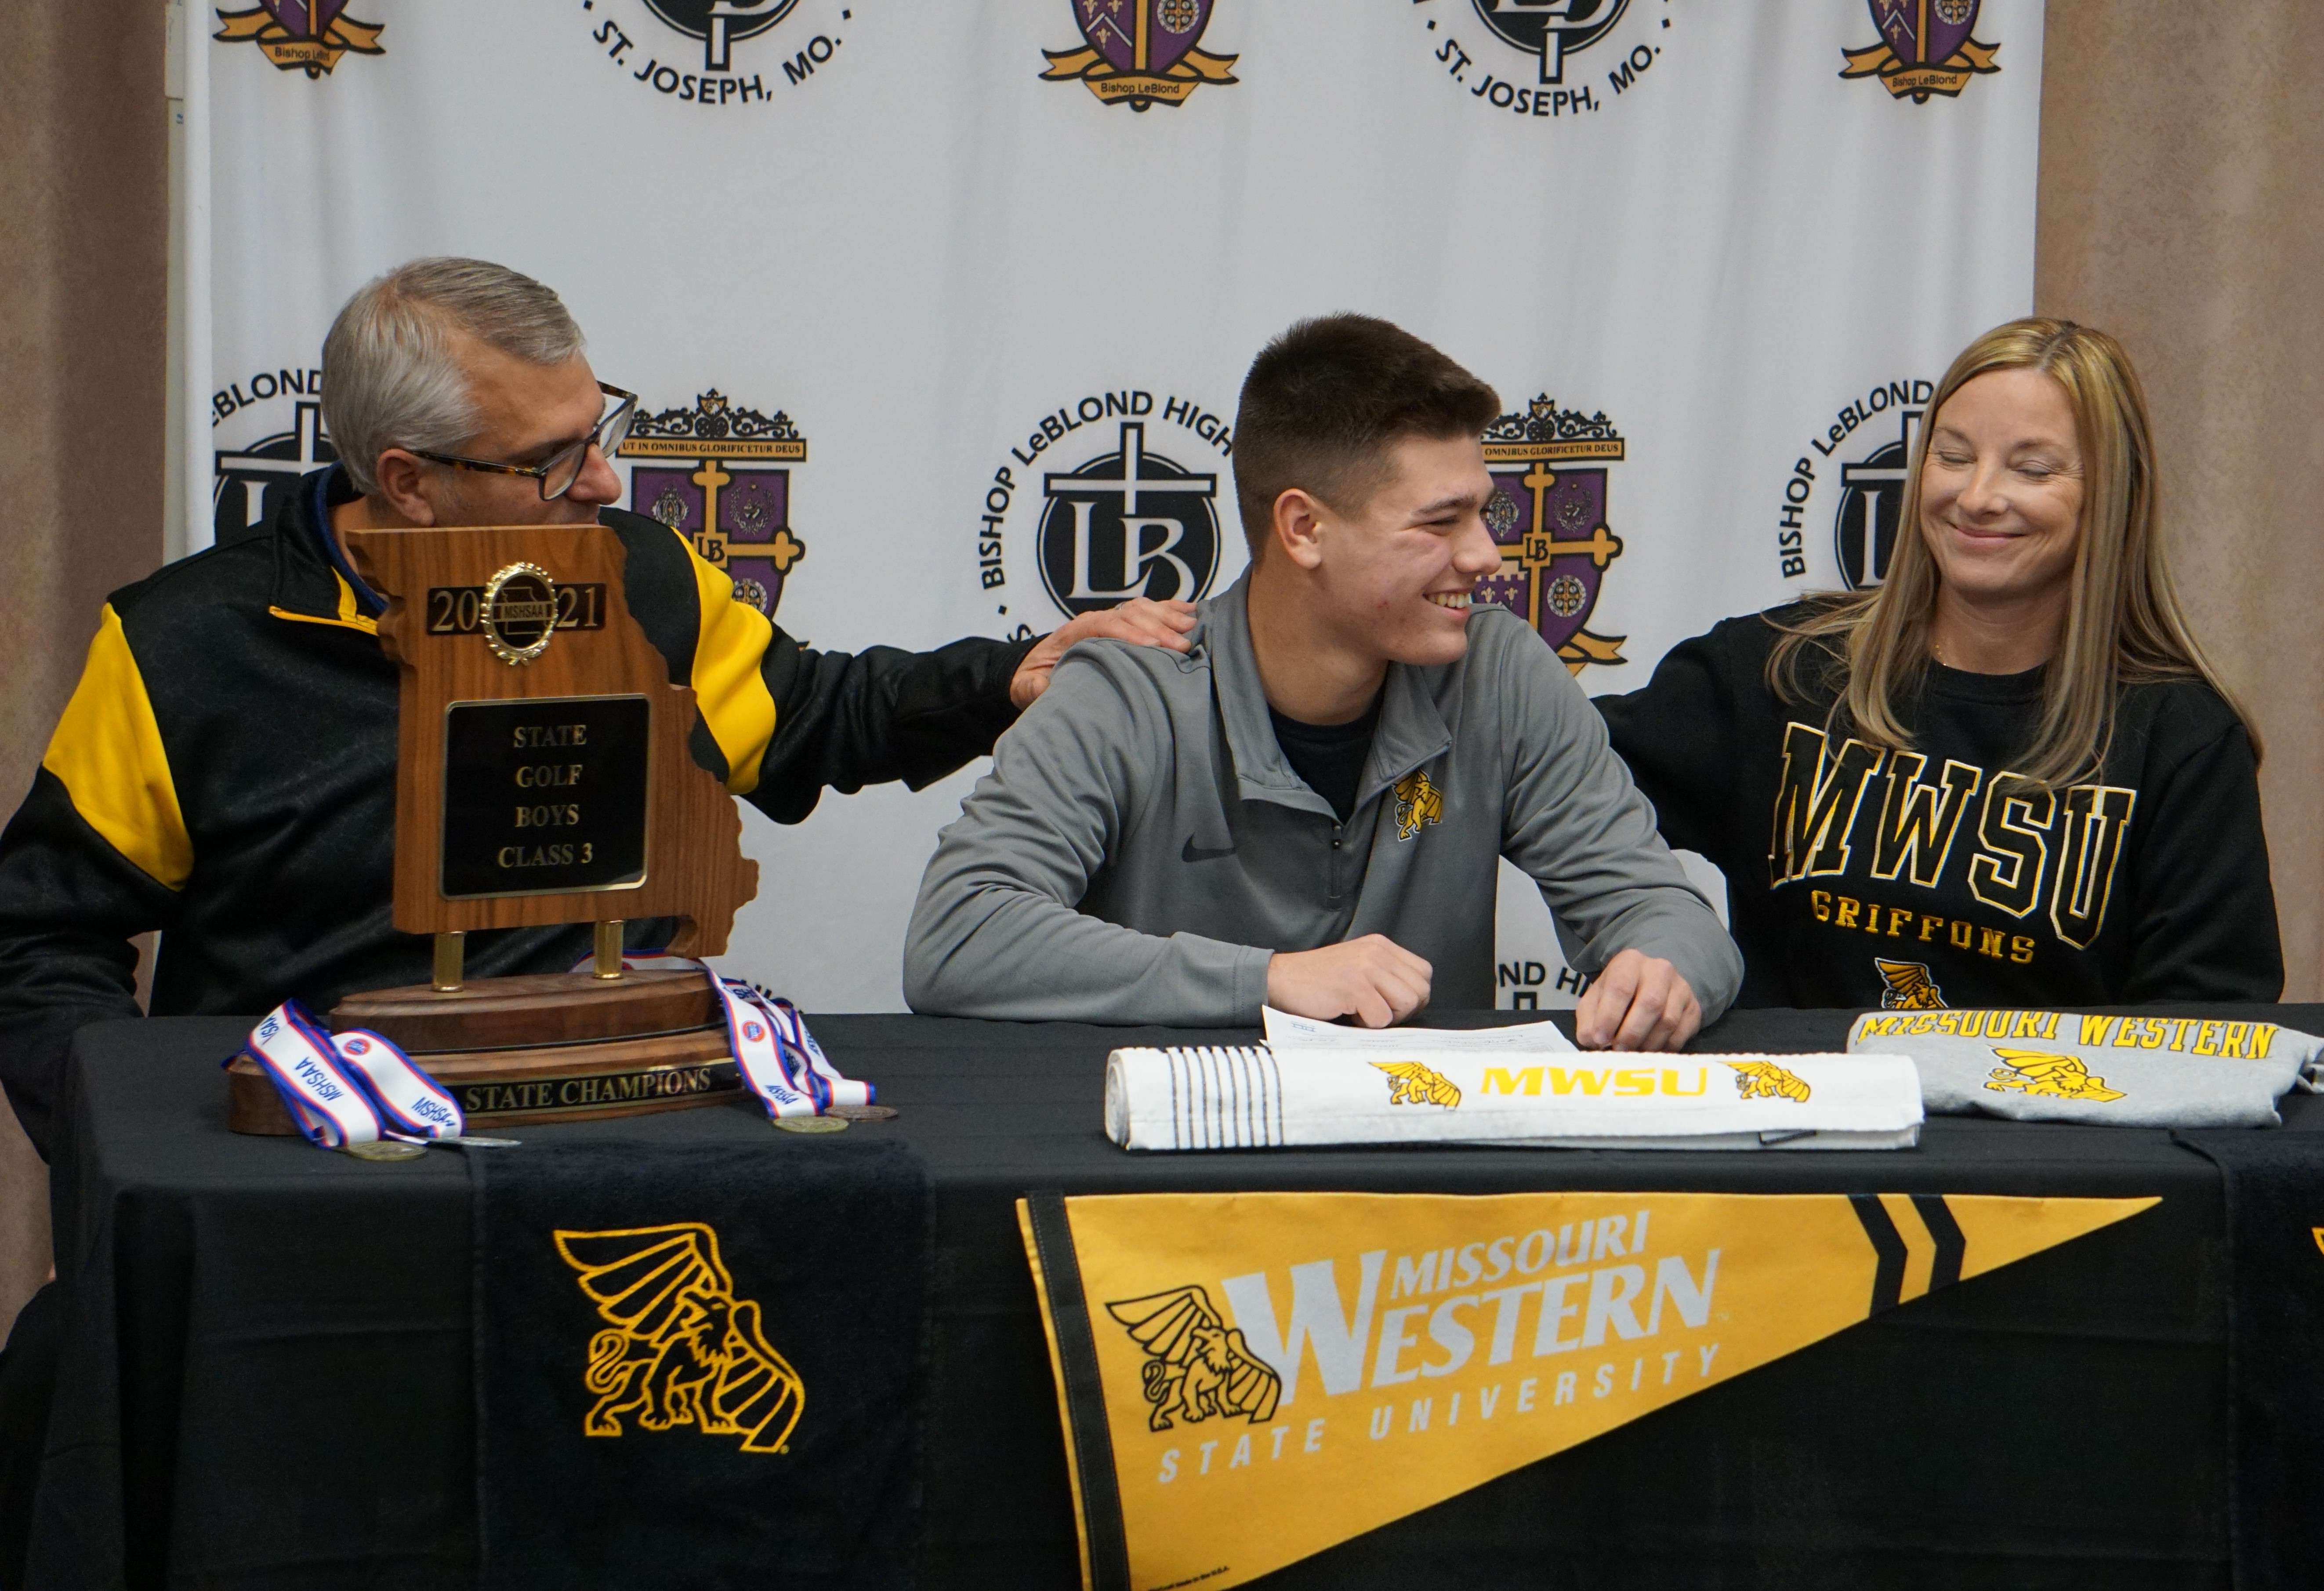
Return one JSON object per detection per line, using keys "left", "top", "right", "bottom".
{"left": 1596, "top": 318, "right": 2279, "bottom": 1009}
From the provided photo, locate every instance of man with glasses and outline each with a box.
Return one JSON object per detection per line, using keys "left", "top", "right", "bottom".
{"left": 0, "top": 256, "right": 1195, "bottom": 1166}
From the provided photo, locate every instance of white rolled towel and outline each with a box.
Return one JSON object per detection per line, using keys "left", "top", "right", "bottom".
{"left": 1103, "top": 1046, "right": 1922, "bottom": 1152}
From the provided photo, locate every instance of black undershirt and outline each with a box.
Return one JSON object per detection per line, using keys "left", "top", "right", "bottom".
{"left": 1268, "top": 693, "right": 1382, "bottom": 824}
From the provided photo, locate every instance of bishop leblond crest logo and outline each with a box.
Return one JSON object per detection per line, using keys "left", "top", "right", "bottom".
{"left": 1842, "top": 0, "right": 2000, "bottom": 102}
{"left": 618, "top": 392, "right": 807, "bottom": 618}
{"left": 1476, "top": 396, "right": 1627, "bottom": 675}
{"left": 554, "top": 1224, "right": 805, "bottom": 1454}
{"left": 1043, "top": 0, "right": 1238, "bottom": 110}
{"left": 214, "top": 1, "right": 383, "bottom": 77}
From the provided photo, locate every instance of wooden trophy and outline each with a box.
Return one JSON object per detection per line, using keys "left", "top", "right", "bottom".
{"left": 227, "top": 524, "right": 759, "bottom": 1132}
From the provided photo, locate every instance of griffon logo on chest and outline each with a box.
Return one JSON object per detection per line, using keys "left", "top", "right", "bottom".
{"left": 1392, "top": 770, "right": 1443, "bottom": 841}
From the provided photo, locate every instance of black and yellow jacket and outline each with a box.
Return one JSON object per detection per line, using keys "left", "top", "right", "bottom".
{"left": 0, "top": 466, "right": 1032, "bottom": 1156}
{"left": 1595, "top": 604, "right": 2281, "bottom": 1011}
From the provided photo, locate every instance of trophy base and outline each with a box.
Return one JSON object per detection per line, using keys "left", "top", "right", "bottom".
{"left": 227, "top": 969, "right": 746, "bottom": 1134}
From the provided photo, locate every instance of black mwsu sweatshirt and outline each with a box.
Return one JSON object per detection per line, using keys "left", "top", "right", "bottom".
{"left": 1595, "top": 604, "right": 2281, "bottom": 1010}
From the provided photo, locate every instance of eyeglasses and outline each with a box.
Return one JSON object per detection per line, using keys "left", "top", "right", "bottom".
{"left": 408, "top": 383, "right": 640, "bottom": 501}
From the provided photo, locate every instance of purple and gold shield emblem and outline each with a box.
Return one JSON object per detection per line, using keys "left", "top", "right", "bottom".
{"left": 619, "top": 392, "right": 809, "bottom": 619}
{"left": 214, "top": 0, "right": 384, "bottom": 77}
{"left": 1842, "top": 0, "right": 1998, "bottom": 102}
{"left": 1472, "top": 398, "right": 1627, "bottom": 675}
{"left": 1042, "top": 0, "right": 1238, "bottom": 110}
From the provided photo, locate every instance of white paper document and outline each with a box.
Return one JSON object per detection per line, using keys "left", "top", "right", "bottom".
{"left": 1262, "top": 1007, "right": 1577, "bottom": 1054}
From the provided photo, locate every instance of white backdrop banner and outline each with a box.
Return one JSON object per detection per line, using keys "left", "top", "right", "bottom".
{"left": 191, "top": 0, "right": 2043, "bottom": 1012}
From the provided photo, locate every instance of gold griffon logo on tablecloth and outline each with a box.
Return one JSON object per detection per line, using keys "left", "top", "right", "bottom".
{"left": 1107, "top": 1286, "right": 1283, "bottom": 1431}
{"left": 553, "top": 1223, "right": 805, "bottom": 1454}
{"left": 1984, "top": 1049, "right": 2126, "bottom": 1104}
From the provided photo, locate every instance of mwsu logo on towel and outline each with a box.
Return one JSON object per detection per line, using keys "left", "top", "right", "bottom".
{"left": 971, "top": 388, "right": 1236, "bottom": 632}
{"left": 1412, "top": 0, "right": 1669, "bottom": 121}
{"left": 616, "top": 390, "right": 807, "bottom": 618}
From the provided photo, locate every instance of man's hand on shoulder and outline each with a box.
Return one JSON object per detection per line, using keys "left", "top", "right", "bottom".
{"left": 1574, "top": 948, "right": 1701, "bottom": 1052}
{"left": 1009, "top": 599, "right": 1197, "bottom": 709}
{"left": 1265, "top": 935, "right": 1432, "bottom": 1030}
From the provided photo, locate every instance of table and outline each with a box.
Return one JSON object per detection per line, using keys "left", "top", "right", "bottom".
{"left": 30, "top": 1003, "right": 2324, "bottom": 1590}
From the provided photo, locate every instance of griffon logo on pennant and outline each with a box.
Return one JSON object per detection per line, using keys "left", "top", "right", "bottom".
{"left": 1042, "top": 0, "right": 1238, "bottom": 110}
{"left": 1475, "top": 396, "right": 1627, "bottom": 676}
{"left": 214, "top": 0, "right": 383, "bottom": 77}
{"left": 1841, "top": 0, "right": 1999, "bottom": 103}
{"left": 618, "top": 392, "right": 808, "bottom": 618}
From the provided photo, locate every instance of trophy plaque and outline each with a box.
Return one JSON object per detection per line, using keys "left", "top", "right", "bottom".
{"left": 227, "top": 524, "right": 760, "bottom": 1132}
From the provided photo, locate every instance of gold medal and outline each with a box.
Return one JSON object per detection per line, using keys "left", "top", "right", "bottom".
{"left": 829, "top": 1104, "right": 898, "bottom": 1122}
{"left": 341, "top": 1139, "right": 428, "bottom": 1162}
{"left": 774, "top": 1116, "right": 849, "bottom": 1134}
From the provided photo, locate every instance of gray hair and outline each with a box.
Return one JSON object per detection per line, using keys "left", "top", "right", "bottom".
{"left": 320, "top": 258, "right": 586, "bottom": 495}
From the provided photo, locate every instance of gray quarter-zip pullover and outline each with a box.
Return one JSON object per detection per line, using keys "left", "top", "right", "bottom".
{"left": 904, "top": 573, "right": 1740, "bottom": 1026}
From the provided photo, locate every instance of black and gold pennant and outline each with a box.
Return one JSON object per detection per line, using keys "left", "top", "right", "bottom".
{"left": 1021, "top": 1189, "right": 2157, "bottom": 1591}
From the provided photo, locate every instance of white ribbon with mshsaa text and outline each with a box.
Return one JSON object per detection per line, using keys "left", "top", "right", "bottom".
{"left": 707, "top": 971, "right": 874, "bottom": 1120}
{"left": 237, "top": 1001, "right": 465, "bottom": 1149}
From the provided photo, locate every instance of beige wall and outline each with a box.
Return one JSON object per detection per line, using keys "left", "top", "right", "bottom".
{"left": 2036, "top": 0, "right": 2324, "bottom": 1000}
{"left": 0, "top": 3, "right": 2317, "bottom": 1340}
{"left": 0, "top": 0, "right": 170, "bottom": 1338}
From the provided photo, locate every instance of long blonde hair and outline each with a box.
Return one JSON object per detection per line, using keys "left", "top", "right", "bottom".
{"left": 1767, "top": 317, "right": 2250, "bottom": 788}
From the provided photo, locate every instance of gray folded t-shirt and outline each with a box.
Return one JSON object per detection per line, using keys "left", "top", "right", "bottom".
{"left": 1846, "top": 1009, "right": 2324, "bottom": 1128}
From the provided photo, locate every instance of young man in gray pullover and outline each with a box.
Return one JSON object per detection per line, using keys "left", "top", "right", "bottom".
{"left": 905, "top": 315, "right": 1740, "bottom": 1048}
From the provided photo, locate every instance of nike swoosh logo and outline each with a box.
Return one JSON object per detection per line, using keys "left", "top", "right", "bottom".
{"left": 1181, "top": 836, "right": 1237, "bottom": 863}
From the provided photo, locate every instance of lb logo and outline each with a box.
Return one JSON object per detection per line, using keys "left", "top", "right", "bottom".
{"left": 1475, "top": 395, "right": 1627, "bottom": 675}
{"left": 554, "top": 1224, "right": 805, "bottom": 1453}
{"left": 1042, "top": 0, "right": 1239, "bottom": 111}
{"left": 1106, "top": 1285, "right": 1282, "bottom": 1429}
{"left": 1842, "top": 0, "right": 2000, "bottom": 103}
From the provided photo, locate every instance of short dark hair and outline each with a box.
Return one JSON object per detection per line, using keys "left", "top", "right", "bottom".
{"left": 1231, "top": 315, "right": 1501, "bottom": 559}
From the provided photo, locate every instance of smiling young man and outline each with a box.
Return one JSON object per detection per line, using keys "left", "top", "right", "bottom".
{"left": 905, "top": 314, "right": 1739, "bottom": 1042}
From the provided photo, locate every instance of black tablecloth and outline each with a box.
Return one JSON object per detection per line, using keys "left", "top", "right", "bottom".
{"left": 28, "top": 1003, "right": 2324, "bottom": 1590}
